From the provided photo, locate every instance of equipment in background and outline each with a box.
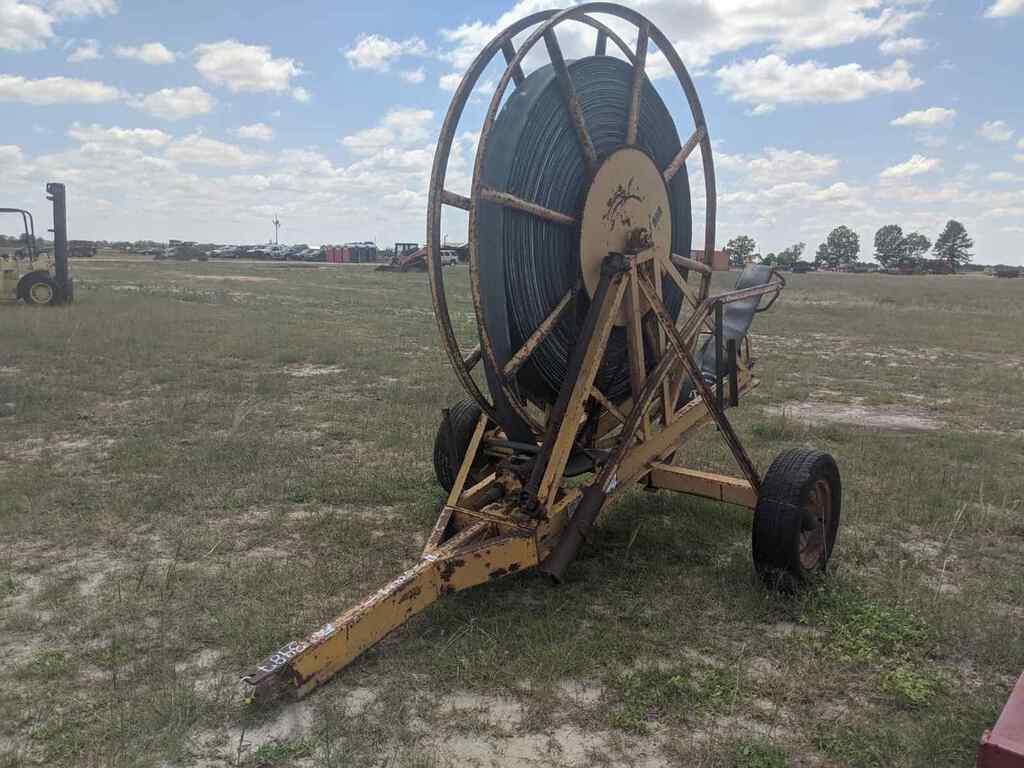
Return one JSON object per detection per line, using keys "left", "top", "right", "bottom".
{"left": 376, "top": 242, "right": 427, "bottom": 272}
{"left": 243, "top": 3, "right": 842, "bottom": 704}
{"left": 68, "top": 240, "right": 96, "bottom": 258}
{"left": 1, "top": 183, "right": 73, "bottom": 306}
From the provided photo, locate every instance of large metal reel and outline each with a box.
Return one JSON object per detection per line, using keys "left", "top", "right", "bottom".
{"left": 427, "top": 2, "right": 717, "bottom": 441}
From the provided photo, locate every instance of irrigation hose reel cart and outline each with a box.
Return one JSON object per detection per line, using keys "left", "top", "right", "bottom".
{"left": 243, "top": 2, "right": 842, "bottom": 703}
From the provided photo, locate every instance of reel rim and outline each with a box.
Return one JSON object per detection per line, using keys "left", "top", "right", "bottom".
{"left": 427, "top": 2, "right": 718, "bottom": 438}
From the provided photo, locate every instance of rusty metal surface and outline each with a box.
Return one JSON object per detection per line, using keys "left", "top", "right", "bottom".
{"left": 427, "top": 6, "right": 638, "bottom": 436}
{"left": 479, "top": 186, "right": 578, "bottom": 226}
{"left": 544, "top": 28, "right": 599, "bottom": 177}
{"left": 429, "top": 2, "right": 714, "bottom": 441}
{"left": 637, "top": 273, "right": 762, "bottom": 493}
{"left": 625, "top": 20, "right": 649, "bottom": 147}
{"left": 978, "top": 674, "right": 1024, "bottom": 768}
{"left": 243, "top": 518, "right": 537, "bottom": 702}
{"left": 663, "top": 126, "right": 705, "bottom": 184}
{"left": 503, "top": 285, "right": 577, "bottom": 378}
{"left": 501, "top": 40, "right": 526, "bottom": 87}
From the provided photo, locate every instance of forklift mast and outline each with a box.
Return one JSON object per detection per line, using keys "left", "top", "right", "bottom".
{"left": 46, "top": 183, "right": 71, "bottom": 302}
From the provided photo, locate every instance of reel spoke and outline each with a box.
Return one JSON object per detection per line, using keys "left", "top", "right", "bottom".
{"left": 543, "top": 28, "right": 599, "bottom": 176}
{"left": 596, "top": 29, "right": 608, "bottom": 56}
{"left": 501, "top": 40, "right": 526, "bottom": 87}
{"left": 463, "top": 345, "right": 482, "bottom": 372}
{"left": 664, "top": 125, "right": 705, "bottom": 183}
{"left": 442, "top": 189, "right": 472, "bottom": 211}
{"left": 625, "top": 21, "right": 650, "bottom": 146}
{"left": 503, "top": 285, "right": 577, "bottom": 378}
{"left": 479, "top": 186, "right": 577, "bottom": 226}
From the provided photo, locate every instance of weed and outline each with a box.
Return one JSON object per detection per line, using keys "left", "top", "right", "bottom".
{"left": 606, "top": 665, "right": 740, "bottom": 733}
{"left": 805, "top": 585, "right": 927, "bottom": 663}
{"left": 250, "top": 739, "right": 313, "bottom": 765}
{"left": 881, "top": 665, "right": 943, "bottom": 708}
{"left": 731, "top": 740, "right": 790, "bottom": 768}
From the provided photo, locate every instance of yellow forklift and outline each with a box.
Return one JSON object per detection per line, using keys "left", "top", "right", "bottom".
{"left": 1, "top": 183, "right": 73, "bottom": 306}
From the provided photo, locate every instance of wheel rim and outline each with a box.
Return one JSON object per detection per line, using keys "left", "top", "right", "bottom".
{"left": 799, "top": 478, "right": 832, "bottom": 570}
{"left": 29, "top": 281, "right": 53, "bottom": 304}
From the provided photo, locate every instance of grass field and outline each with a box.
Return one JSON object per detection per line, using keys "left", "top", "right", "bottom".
{"left": 1, "top": 259, "right": 1022, "bottom": 768}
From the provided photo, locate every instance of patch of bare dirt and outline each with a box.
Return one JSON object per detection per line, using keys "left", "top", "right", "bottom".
{"left": 182, "top": 274, "right": 278, "bottom": 283}
{"left": 765, "top": 402, "right": 944, "bottom": 431}
{"left": 557, "top": 679, "right": 604, "bottom": 707}
{"left": 438, "top": 725, "right": 665, "bottom": 768}
{"left": 5, "top": 434, "right": 117, "bottom": 462}
{"left": 285, "top": 364, "right": 346, "bottom": 378}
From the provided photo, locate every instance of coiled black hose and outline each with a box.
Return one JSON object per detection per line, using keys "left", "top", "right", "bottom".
{"left": 478, "top": 55, "right": 691, "bottom": 416}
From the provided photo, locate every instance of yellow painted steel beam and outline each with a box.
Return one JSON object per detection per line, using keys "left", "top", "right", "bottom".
{"left": 648, "top": 464, "right": 758, "bottom": 508}
{"left": 244, "top": 529, "right": 538, "bottom": 702}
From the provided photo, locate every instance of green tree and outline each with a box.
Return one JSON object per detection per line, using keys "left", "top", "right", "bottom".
{"left": 815, "top": 225, "right": 860, "bottom": 269}
{"left": 725, "top": 235, "right": 757, "bottom": 268}
{"left": 874, "top": 224, "right": 905, "bottom": 269}
{"left": 760, "top": 252, "right": 777, "bottom": 266}
{"left": 776, "top": 242, "right": 805, "bottom": 267}
{"left": 933, "top": 220, "right": 973, "bottom": 272}
{"left": 902, "top": 232, "right": 931, "bottom": 265}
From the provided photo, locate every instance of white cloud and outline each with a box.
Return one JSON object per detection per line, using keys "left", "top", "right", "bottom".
{"left": 891, "top": 107, "right": 956, "bottom": 127}
{"left": 440, "top": 0, "right": 925, "bottom": 74}
{"left": 0, "top": 73, "right": 122, "bottom": 104}
{"left": 235, "top": 122, "right": 274, "bottom": 142}
{"left": 195, "top": 40, "right": 302, "bottom": 93}
{"left": 977, "top": 120, "right": 1015, "bottom": 142}
{"left": 344, "top": 33, "right": 428, "bottom": 72}
{"left": 68, "top": 122, "right": 172, "bottom": 147}
{"left": 341, "top": 107, "right": 434, "bottom": 154}
{"left": 716, "top": 55, "right": 921, "bottom": 112}
{"left": 439, "top": 72, "right": 461, "bottom": 92}
{"left": 880, "top": 154, "right": 941, "bottom": 180}
{"left": 879, "top": 36, "right": 926, "bottom": 56}
{"left": 985, "top": 0, "right": 1024, "bottom": 17}
{"left": 0, "top": 1, "right": 54, "bottom": 51}
{"left": 0, "top": 144, "right": 29, "bottom": 180}
{"left": 291, "top": 86, "right": 311, "bottom": 103}
{"left": 720, "top": 147, "right": 840, "bottom": 184}
{"left": 50, "top": 0, "right": 117, "bottom": 17}
{"left": 113, "top": 42, "right": 176, "bottom": 65}
{"left": 989, "top": 171, "right": 1024, "bottom": 183}
{"left": 1019, "top": 138, "right": 1024, "bottom": 150}
{"left": 1016, "top": 154, "right": 1024, "bottom": 164}
{"left": 400, "top": 67, "right": 425, "bottom": 84}
{"left": 135, "top": 86, "right": 214, "bottom": 120}
{"left": 67, "top": 38, "right": 101, "bottom": 62}
{"left": 166, "top": 135, "right": 267, "bottom": 168}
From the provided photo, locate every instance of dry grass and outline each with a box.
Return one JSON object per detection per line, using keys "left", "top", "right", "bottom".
{"left": 1, "top": 260, "right": 1022, "bottom": 767}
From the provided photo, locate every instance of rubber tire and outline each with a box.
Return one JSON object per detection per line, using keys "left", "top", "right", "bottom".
{"left": 432, "top": 399, "right": 486, "bottom": 493}
{"left": 18, "top": 273, "right": 59, "bottom": 306}
{"left": 752, "top": 448, "right": 841, "bottom": 591}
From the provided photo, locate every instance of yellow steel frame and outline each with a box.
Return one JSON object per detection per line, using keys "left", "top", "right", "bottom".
{"left": 242, "top": 250, "right": 783, "bottom": 703}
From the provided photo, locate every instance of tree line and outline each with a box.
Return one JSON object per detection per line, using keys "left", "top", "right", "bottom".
{"left": 725, "top": 220, "right": 974, "bottom": 273}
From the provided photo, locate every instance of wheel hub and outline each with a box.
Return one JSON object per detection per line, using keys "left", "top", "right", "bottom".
{"left": 579, "top": 147, "right": 672, "bottom": 324}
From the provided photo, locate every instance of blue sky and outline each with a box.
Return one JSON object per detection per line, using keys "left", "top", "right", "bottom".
{"left": 1, "top": 0, "right": 1021, "bottom": 263}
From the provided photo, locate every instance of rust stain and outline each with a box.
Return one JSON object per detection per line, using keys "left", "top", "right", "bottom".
{"left": 439, "top": 558, "right": 465, "bottom": 582}
{"left": 397, "top": 586, "right": 422, "bottom": 605}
